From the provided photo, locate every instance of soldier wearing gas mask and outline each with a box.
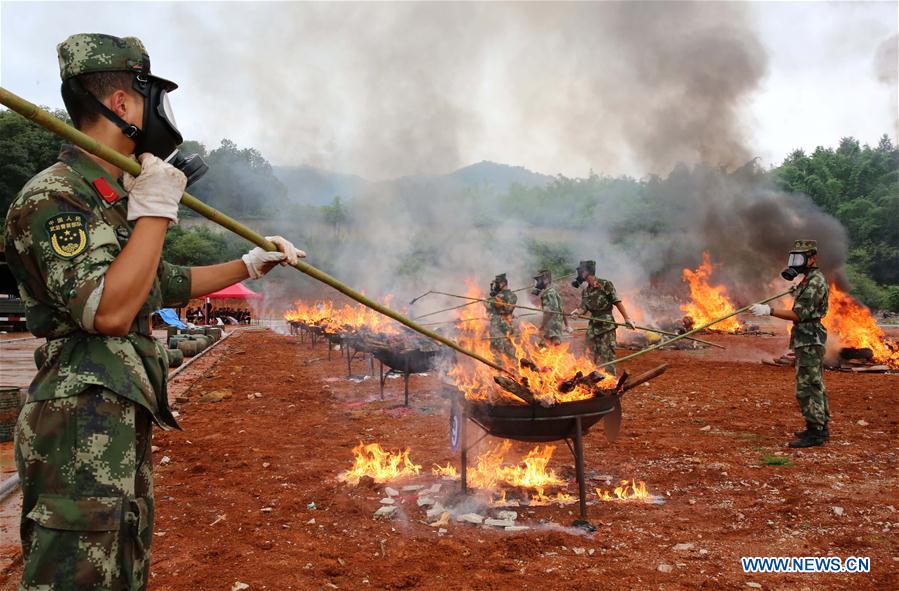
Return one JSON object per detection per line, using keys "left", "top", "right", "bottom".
{"left": 750, "top": 240, "right": 830, "bottom": 448}
{"left": 569, "top": 260, "right": 635, "bottom": 373}
{"left": 3, "top": 34, "right": 303, "bottom": 590}
{"left": 532, "top": 269, "right": 568, "bottom": 346}
{"left": 485, "top": 273, "right": 518, "bottom": 360}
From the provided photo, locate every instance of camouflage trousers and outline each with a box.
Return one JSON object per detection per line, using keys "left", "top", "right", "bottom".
{"left": 586, "top": 326, "right": 617, "bottom": 374}
{"left": 15, "top": 386, "right": 154, "bottom": 591}
{"left": 489, "top": 317, "right": 516, "bottom": 361}
{"left": 794, "top": 345, "right": 830, "bottom": 428}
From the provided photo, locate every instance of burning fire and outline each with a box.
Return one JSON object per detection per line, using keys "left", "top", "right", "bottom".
{"left": 823, "top": 284, "right": 899, "bottom": 368}
{"left": 447, "top": 280, "right": 615, "bottom": 405}
{"left": 596, "top": 479, "right": 653, "bottom": 502}
{"left": 467, "top": 441, "right": 563, "bottom": 491}
{"left": 284, "top": 297, "right": 400, "bottom": 334}
{"left": 465, "top": 441, "right": 574, "bottom": 504}
{"left": 338, "top": 441, "right": 421, "bottom": 484}
{"left": 680, "top": 251, "right": 742, "bottom": 333}
{"left": 431, "top": 462, "right": 458, "bottom": 479}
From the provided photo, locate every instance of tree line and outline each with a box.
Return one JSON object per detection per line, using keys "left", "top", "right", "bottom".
{"left": 1, "top": 107, "right": 896, "bottom": 310}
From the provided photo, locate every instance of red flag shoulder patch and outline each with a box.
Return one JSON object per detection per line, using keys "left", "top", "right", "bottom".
{"left": 92, "top": 178, "right": 120, "bottom": 204}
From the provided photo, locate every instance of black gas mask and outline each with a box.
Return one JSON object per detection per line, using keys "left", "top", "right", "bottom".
{"left": 62, "top": 75, "right": 208, "bottom": 186}
{"left": 781, "top": 251, "right": 812, "bottom": 281}
{"left": 571, "top": 269, "right": 588, "bottom": 288}
{"left": 532, "top": 275, "right": 549, "bottom": 295}
{"left": 489, "top": 281, "right": 501, "bottom": 297}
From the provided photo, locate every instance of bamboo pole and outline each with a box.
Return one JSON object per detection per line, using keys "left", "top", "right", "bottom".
{"left": 0, "top": 87, "right": 511, "bottom": 377}
{"left": 593, "top": 288, "right": 796, "bottom": 370}
{"left": 424, "top": 290, "right": 723, "bottom": 349}
{"left": 413, "top": 273, "right": 576, "bottom": 320}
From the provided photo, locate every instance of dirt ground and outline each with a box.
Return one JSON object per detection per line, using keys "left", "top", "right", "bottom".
{"left": 2, "top": 327, "right": 897, "bottom": 590}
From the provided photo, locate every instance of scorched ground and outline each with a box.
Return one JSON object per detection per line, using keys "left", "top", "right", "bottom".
{"left": 2, "top": 328, "right": 895, "bottom": 590}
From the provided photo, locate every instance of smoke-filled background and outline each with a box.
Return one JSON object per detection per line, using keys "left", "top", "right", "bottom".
{"left": 178, "top": 1, "right": 862, "bottom": 310}
{"left": 3, "top": 1, "right": 896, "bottom": 315}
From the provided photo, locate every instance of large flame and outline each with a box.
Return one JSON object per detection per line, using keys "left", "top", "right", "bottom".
{"left": 429, "top": 442, "right": 572, "bottom": 504}
{"left": 680, "top": 251, "right": 742, "bottom": 333}
{"left": 468, "top": 441, "right": 572, "bottom": 504}
{"left": 284, "top": 297, "right": 400, "bottom": 334}
{"left": 822, "top": 284, "right": 899, "bottom": 368}
{"left": 447, "top": 280, "right": 615, "bottom": 405}
{"left": 338, "top": 441, "right": 422, "bottom": 484}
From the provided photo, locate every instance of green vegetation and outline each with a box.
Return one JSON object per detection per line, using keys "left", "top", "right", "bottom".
{"left": 774, "top": 135, "right": 898, "bottom": 309}
{"left": 760, "top": 454, "right": 793, "bottom": 466}
{"left": 1, "top": 105, "right": 895, "bottom": 308}
{"left": 0, "top": 107, "right": 70, "bottom": 218}
{"left": 524, "top": 237, "right": 574, "bottom": 280}
{"left": 179, "top": 138, "right": 287, "bottom": 218}
{"left": 320, "top": 196, "right": 348, "bottom": 237}
{"left": 162, "top": 225, "right": 246, "bottom": 267}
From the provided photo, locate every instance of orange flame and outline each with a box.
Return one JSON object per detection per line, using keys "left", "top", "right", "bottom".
{"left": 447, "top": 280, "right": 615, "bottom": 405}
{"left": 465, "top": 441, "right": 571, "bottom": 504}
{"left": 680, "top": 251, "right": 742, "bottom": 333}
{"left": 338, "top": 441, "right": 421, "bottom": 484}
{"left": 431, "top": 462, "right": 459, "bottom": 479}
{"left": 284, "top": 297, "right": 400, "bottom": 334}
{"left": 822, "top": 284, "right": 899, "bottom": 368}
{"left": 596, "top": 479, "right": 653, "bottom": 502}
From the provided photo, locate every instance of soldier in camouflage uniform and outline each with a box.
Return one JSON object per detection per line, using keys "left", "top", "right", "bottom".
{"left": 5, "top": 34, "right": 302, "bottom": 590}
{"left": 532, "top": 269, "right": 567, "bottom": 347}
{"left": 485, "top": 273, "right": 518, "bottom": 361}
{"left": 750, "top": 240, "right": 830, "bottom": 448}
{"left": 569, "top": 260, "right": 635, "bottom": 373}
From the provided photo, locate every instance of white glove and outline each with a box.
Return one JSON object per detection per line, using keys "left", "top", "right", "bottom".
{"left": 564, "top": 325, "right": 574, "bottom": 334}
{"left": 123, "top": 154, "right": 187, "bottom": 222}
{"left": 242, "top": 235, "right": 305, "bottom": 279}
{"left": 624, "top": 319, "right": 636, "bottom": 330}
{"left": 749, "top": 303, "right": 771, "bottom": 317}
{"left": 569, "top": 310, "right": 581, "bottom": 319}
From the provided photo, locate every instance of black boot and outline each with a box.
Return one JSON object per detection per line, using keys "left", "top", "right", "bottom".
{"left": 794, "top": 422, "right": 812, "bottom": 437}
{"left": 794, "top": 422, "right": 829, "bottom": 439}
{"left": 788, "top": 425, "right": 828, "bottom": 448}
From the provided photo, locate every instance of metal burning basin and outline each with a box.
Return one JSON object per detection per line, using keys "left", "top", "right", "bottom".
{"left": 464, "top": 394, "right": 620, "bottom": 442}
{"left": 367, "top": 339, "right": 441, "bottom": 405}
{"left": 453, "top": 363, "right": 667, "bottom": 530}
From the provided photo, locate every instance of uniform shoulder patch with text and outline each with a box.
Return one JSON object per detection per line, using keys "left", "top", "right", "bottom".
{"left": 46, "top": 212, "right": 89, "bottom": 259}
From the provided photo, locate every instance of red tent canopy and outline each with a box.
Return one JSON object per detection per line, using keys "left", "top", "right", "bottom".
{"left": 204, "top": 282, "right": 263, "bottom": 300}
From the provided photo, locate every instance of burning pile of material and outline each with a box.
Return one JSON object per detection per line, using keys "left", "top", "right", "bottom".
{"left": 465, "top": 441, "right": 573, "bottom": 506}
{"left": 447, "top": 282, "right": 616, "bottom": 406}
{"left": 823, "top": 285, "right": 899, "bottom": 370}
{"left": 680, "top": 251, "right": 743, "bottom": 333}
{"left": 284, "top": 298, "right": 400, "bottom": 335}
{"left": 337, "top": 441, "right": 421, "bottom": 484}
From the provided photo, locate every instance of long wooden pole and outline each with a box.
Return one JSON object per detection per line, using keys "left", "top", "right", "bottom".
{"left": 0, "top": 87, "right": 510, "bottom": 376}
{"left": 593, "top": 288, "right": 795, "bottom": 369}
{"left": 425, "top": 290, "right": 724, "bottom": 349}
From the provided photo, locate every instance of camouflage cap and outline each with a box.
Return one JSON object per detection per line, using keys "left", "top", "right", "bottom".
{"left": 494, "top": 273, "right": 508, "bottom": 284}
{"left": 791, "top": 239, "right": 817, "bottom": 254}
{"left": 534, "top": 268, "right": 552, "bottom": 281}
{"left": 577, "top": 260, "right": 596, "bottom": 276}
{"left": 57, "top": 33, "right": 174, "bottom": 87}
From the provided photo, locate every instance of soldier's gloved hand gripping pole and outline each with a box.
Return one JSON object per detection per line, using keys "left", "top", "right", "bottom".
{"left": 0, "top": 87, "right": 510, "bottom": 377}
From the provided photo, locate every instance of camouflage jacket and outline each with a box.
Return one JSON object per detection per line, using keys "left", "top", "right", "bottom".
{"left": 3, "top": 144, "right": 191, "bottom": 429}
{"left": 580, "top": 278, "right": 619, "bottom": 335}
{"left": 485, "top": 289, "right": 517, "bottom": 332}
{"left": 790, "top": 267, "right": 828, "bottom": 349}
{"left": 540, "top": 285, "right": 564, "bottom": 339}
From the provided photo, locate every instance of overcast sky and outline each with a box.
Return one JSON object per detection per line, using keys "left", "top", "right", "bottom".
{"left": 1, "top": 1, "right": 896, "bottom": 179}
